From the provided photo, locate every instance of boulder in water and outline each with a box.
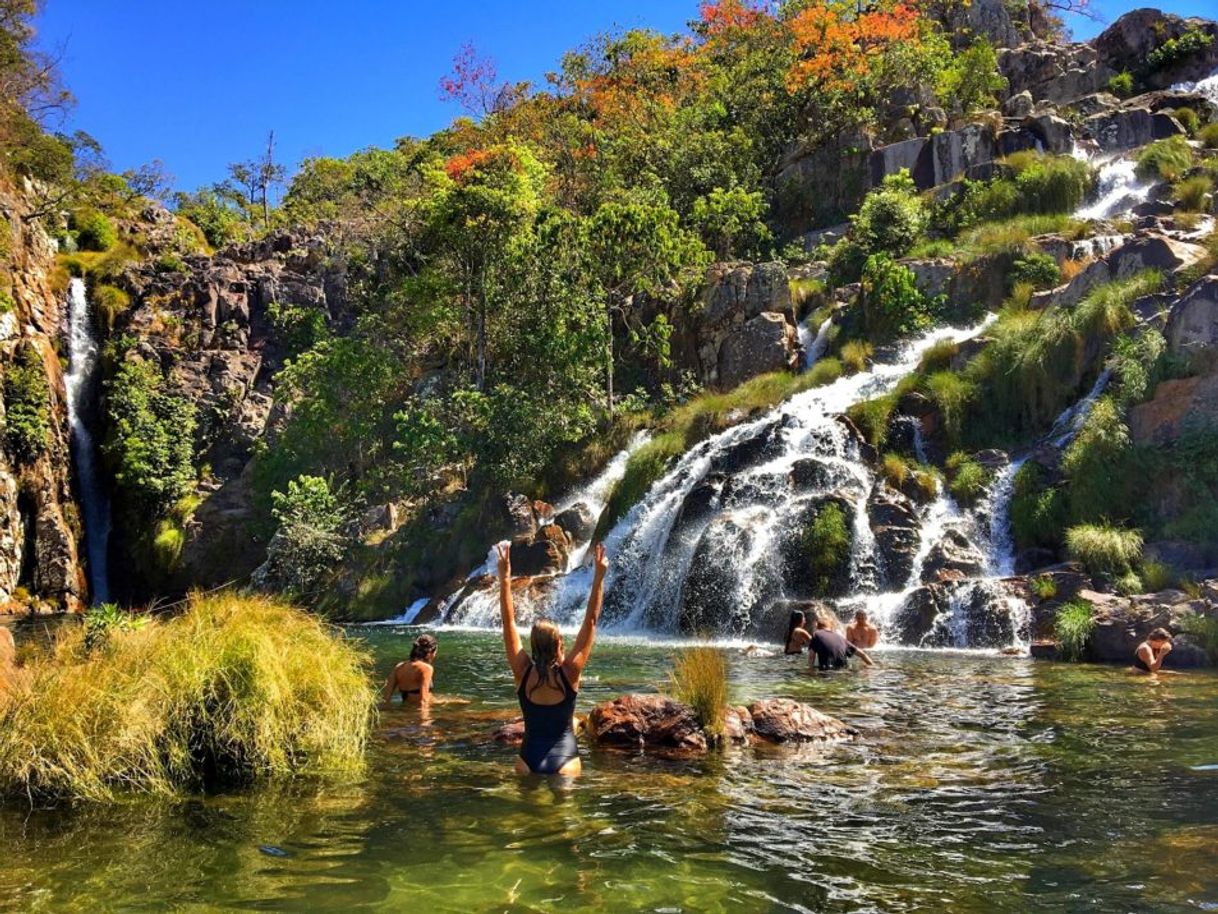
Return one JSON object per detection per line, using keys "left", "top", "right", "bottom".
{"left": 788, "top": 458, "right": 836, "bottom": 493}
{"left": 781, "top": 495, "right": 856, "bottom": 600}
{"left": 510, "top": 523, "right": 571, "bottom": 576}
{"left": 554, "top": 502, "right": 596, "bottom": 545}
{"left": 680, "top": 514, "right": 767, "bottom": 635}
{"left": 491, "top": 718, "right": 525, "bottom": 745}
{"left": 709, "top": 422, "right": 784, "bottom": 475}
{"left": 503, "top": 493, "right": 537, "bottom": 544}
{"left": 746, "top": 699, "right": 856, "bottom": 744}
{"left": 587, "top": 694, "right": 708, "bottom": 753}
{"left": 921, "top": 529, "right": 987, "bottom": 584}
{"left": 869, "top": 488, "right": 921, "bottom": 590}
{"left": 893, "top": 584, "right": 948, "bottom": 645}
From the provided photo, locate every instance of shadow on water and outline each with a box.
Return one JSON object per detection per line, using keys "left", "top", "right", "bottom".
{"left": 3, "top": 628, "right": 1218, "bottom": 913}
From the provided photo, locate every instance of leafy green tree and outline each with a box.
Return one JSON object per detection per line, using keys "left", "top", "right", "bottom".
{"left": 860, "top": 253, "right": 935, "bottom": 340}
{"left": 253, "top": 475, "right": 349, "bottom": 600}
{"left": 690, "top": 185, "right": 772, "bottom": 260}
{"left": 937, "top": 39, "right": 1006, "bottom": 117}
{"left": 171, "top": 186, "right": 250, "bottom": 249}
{"left": 585, "top": 192, "right": 709, "bottom": 409}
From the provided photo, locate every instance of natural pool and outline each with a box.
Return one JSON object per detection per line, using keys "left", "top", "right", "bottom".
{"left": 2, "top": 627, "right": 1217, "bottom": 913}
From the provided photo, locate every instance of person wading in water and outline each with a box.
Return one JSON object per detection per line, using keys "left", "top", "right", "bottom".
{"left": 497, "top": 540, "right": 607, "bottom": 776}
{"left": 381, "top": 634, "right": 440, "bottom": 707}
{"left": 809, "top": 617, "right": 874, "bottom": 672}
{"left": 846, "top": 609, "right": 879, "bottom": 649}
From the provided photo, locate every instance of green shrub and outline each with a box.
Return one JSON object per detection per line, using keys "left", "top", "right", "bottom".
{"left": 1107, "top": 71, "right": 1135, "bottom": 98}
{"left": 1135, "top": 136, "right": 1194, "bottom": 183}
{"left": 1010, "top": 462, "right": 1066, "bottom": 550}
{"left": 1031, "top": 575, "right": 1058, "bottom": 601}
{"left": 847, "top": 393, "right": 895, "bottom": 447}
{"left": 1140, "top": 560, "right": 1174, "bottom": 593}
{"left": 1173, "top": 175, "right": 1212, "bottom": 213}
{"left": 1066, "top": 523, "right": 1143, "bottom": 575}
{"left": 860, "top": 253, "right": 935, "bottom": 341}
{"left": 1115, "top": 571, "right": 1143, "bottom": 596}
{"left": 804, "top": 501, "right": 852, "bottom": 593}
{"left": 851, "top": 170, "right": 925, "bottom": 259}
{"left": 154, "top": 254, "right": 188, "bottom": 274}
{"left": 918, "top": 339, "right": 960, "bottom": 374}
{"left": 72, "top": 209, "right": 117, "bottom": 252}
{"left": 2, "top": 341, "right": 50, "bottom": 464}
{"left": 827, "top": 236, "right": 867, "bottom": 287}
{"left": 83, "top": 603, "right": 149, "bottom": 650}
{"left": 841, "top": 339, "right": 874, "bottom": 375}
{"left": 1055, "top": 599, "right": 1095, "bottom": 662}
{"left": 937, "top": 39, "right": 1006, "bottom": 115}
{"left": 1147, "top": 27, "right": 1214, "bottom": 72}
{"left": 925, "top": 371, "right": 975, "bottom": 445}
{"left": 1167, "top": 107, "right": 1201, "bottom": 137}
{"left": 946, "top": 451, "right": 991, "bottom": 506}
{"left": 1201, "top": 123, "right": 1218, "bottom": 150}
{"left": 254, "top": 475, "right": 350, "bottom": 600}
{"left": 268, "top": 301, "right": 329, "bottom": 356}
{"left": 670, "top": 646, "right": 728, "bottom": 740}
{"left": 806, "top": 356, "right": 843, "bottom": 387}
{"left": 0, "top": 592, "right": 374, "bottom": 801}
{"left": 92, "top": 283, "right": 131, "bottom": 330}
{"left": 1060, "top": 397, "right": 1133, "bottom": 524}
{"left": 103, "top": 358, "right": 198, "bottom": 515}
{"left": 1010, "top": 252, "right": 1061, "bottom": 290}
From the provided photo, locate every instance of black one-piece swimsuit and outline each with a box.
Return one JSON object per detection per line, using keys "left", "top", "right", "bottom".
{"left": 517, "top": 663, "right": 579, "bottom": 774}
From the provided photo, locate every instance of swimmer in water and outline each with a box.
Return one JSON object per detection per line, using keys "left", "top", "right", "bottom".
{"left": 846, "top": 609, "right": 879, "bottom": 649}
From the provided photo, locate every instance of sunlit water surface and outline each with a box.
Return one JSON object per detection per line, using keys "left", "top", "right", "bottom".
{"left": 2, "top": 628, "right": 1217, "bottom": 913}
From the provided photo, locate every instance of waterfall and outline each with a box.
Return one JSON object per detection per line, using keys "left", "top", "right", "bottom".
{"left": 1171, "top": 67, "right": 1218, "bottom": 104}
{"left": 1074, "top": 156, "right": 1151, "bottom": 221}
{"left": 797, "top": 317, "right": 833, "bottom": 370}
{"left": 64, "top": 278, "right": 111, "bottom": 604}
{"left": 441, "top": 316, "right": 1000, "bottom": 637}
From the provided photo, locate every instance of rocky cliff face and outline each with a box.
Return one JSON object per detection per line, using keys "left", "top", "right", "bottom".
{"left": 0, "top": 178, "right": 85, "bottom": 611}
{"left": 102, "top": 222, "right": 348, "bottom": 597}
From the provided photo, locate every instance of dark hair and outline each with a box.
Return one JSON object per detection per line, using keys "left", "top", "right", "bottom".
{"left": 410, "top": 634, "right": 438, "bottom": 661}
{"left": 1147, "top": 628, "right": 1172, "bottom": 643}
{"left": 854, "top": 609, "right": 868, "bottom": 622}
{"left": 784, "top": 610, "right": 806, "bottom": 648}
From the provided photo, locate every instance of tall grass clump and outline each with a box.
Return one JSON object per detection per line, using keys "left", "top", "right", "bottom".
{"left": 1055, "top": 599, "right": 1095, "bottom": 662}
{"left": 1134, "top": 136, "right": 1193, "bottom": 183}
{"left": 1066, "top": 524, "right": 1143, "bottom": 576}
{"left": 1174, "top": 175, "right": 1212, "bottom": 213}
{"left": 841, "top": 339, "right": 873, "bottom": 374}
{"left": 670, "top": 646, "right": 729, "bottom": 740}
{"left": 1201, "top": 123, "right": 1218, "bottom": 150}
{"left": 945, "top": 451, "right": 991, "bottom": 506}
{"left": 0, "top": 592, "right": 374, "bottom": 802}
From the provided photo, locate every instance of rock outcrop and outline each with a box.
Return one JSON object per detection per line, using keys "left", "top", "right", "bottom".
{"left": 0, "top": 178, "right": 85, "bottom": 611}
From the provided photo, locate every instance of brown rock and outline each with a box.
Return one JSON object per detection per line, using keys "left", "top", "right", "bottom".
{"left": 716, "top": 312, "right": 797, "bottom": 390}
{"left": 747, "top": 698, "right": 855, "bottom": 744}
{"left": 491, "top": 718, "right": 525, "bottom": 745}
{"left": 587, "top": 694, "right": 708, "bottom": 753}
{"left": 1129, "top": 372, "right": 1218, "bottom": 445}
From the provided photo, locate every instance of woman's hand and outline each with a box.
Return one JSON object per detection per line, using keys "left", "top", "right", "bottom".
{"left": 496, "top": 542, "right": 511, "bottom": 581}
{"left": 592, "top": 543, "right": 609, "bottom": 581}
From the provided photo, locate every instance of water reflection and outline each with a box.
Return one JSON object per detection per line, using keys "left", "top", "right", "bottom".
{"left": 1, "top": 630, "right": 1216, "bottom": 913}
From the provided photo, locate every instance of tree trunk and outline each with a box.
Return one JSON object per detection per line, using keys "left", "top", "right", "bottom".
{"left": 605, "top": 309, "right": 615, "bottom": 414}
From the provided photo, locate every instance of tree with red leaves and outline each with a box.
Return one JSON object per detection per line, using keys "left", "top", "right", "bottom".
{"left": 438, "top": 43, "right": 521, "bottom": 118}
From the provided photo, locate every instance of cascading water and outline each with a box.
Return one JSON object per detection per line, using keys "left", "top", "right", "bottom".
{"left": 64, "top": 277, "right": 111, "bottom": 604}
{"left": 442, "top": 316, "right": 1003, "bottom": 641}
{"left": 797, "top": 316, "right": 833, "bottom": 370}
{"left": 1171, "top": 67, "right": 1218, "bottom": 104}
{"left": 1075, "top": 156, "right": 1151, "bottom": 221}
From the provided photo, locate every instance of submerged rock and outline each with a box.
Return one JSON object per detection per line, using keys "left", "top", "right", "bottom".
{"left": 745, "top": 699, "right": 856, "bottom": 744}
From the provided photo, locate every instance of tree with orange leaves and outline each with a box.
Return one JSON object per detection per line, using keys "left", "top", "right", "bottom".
{"left": 786, "top": 0, "right": 924, "bottom": 94}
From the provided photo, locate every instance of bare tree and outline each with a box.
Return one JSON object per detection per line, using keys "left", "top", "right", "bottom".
{"left": 225, "top": 131, "right": 287, "bottom": 230}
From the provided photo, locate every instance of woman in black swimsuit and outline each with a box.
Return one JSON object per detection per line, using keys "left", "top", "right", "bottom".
{"left": 1133, "top": 628, "right": 1173, "bottom": 674}
{"left": 783, "top": 609, "right": 812, "bottom": 655}
{"left": 380, "top": 634, "right": 438, "bottom": 707}
{"left": 497, "top": 540, "right": 608, "bottom": 776}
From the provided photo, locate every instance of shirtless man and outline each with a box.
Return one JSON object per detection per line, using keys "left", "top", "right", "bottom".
{"left": 846, "top": 609, "right": 879, "bottom": 649}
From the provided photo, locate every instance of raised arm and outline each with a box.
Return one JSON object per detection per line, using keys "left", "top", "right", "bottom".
{"left": 565, "top": 544, "right": 608, "bottom": 685}
{"left": 498, "top": 543, "right": 529, "bottom": 684}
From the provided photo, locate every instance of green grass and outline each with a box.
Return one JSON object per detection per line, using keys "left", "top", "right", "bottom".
{"left": 1140, "top": 560, "right": 1174, "bottom": 593}
{"left": 1065, "top": 524, "right": 1143, "bottom": 576}
{"left": 1135, "top": 136, "right": 1194, "bottom": 183}
{"left": 1055, "top": 599, "right": 1095, "bottom": 662}
{"left": 925, "top": 371, "right": 975, "bottom": 446}
{"left": 669, "top": 646, "right": 728, "bottom": 741}
{"left": 0, "top": 591, "right": 374, "bottom": 801}
{"left": 847, "top": 393, "right": 897, "bottom": 448}
{"left": 804, "top": 501, "right": 852, "bottom": 593}
{"left": 1180, "top": 614, "right": 1218, "bottom": 664}
{"left": 1031, "top": 575, "right": 1058, "bottom": 601}
{"left": 841, "top": 339, "right": 873, "bottom": 374}
{"left": 879, "top": 452, "right": 938, "bottom": 501}
{"left": 957, "top": 214, "right": 1085, "bottom": 258}
{"left": 1201, "top": 123, "right": 1218, "bottom": 150}
{"left": 946, "top": 452, "right": 991, "bottom": 506}
{"left": 1174, "top": 175, "right": 1212, "bottom": 213}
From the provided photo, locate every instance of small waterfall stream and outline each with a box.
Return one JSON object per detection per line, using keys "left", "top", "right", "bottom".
{"left": 64, "top": 277, "right": 111, "bottom": 604}
{"left": 1075, "top": 156, "right": 1151, "bottom": 221}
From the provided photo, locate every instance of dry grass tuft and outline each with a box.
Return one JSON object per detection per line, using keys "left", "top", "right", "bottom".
{"left": 670, "top": 646, "right": 728, "bottom": 740}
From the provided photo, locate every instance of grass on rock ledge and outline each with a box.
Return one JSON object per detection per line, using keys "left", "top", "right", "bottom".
{"left": 0, "top": 592, "right": 375, "bottom": 803}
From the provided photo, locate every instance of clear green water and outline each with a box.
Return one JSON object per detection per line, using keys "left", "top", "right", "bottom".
{"left": 3, "top": 628, "right": 1218, "bottom": 913}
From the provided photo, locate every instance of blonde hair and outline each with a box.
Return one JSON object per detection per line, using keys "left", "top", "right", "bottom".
{"left": 529, "top": 620, "right": 563, "bottom": 696}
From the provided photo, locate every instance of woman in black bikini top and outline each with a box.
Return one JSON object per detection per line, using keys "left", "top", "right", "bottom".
{"left": 497, "top": 540, "right": 608, "bottom": 777}
{"left": 783, "top": 609, "right": 812, "bottom": 655}
{"left": 380, "top": 634, "right": 438, "bottom": 706}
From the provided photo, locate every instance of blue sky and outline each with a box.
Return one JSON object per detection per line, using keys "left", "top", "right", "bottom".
{"left": 33, "top": 0, "right": 1214, "bottom": 195}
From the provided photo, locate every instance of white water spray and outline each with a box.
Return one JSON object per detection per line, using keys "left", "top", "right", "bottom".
{"left": 64, "top": 277, "right": 111, "bottom": 603}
